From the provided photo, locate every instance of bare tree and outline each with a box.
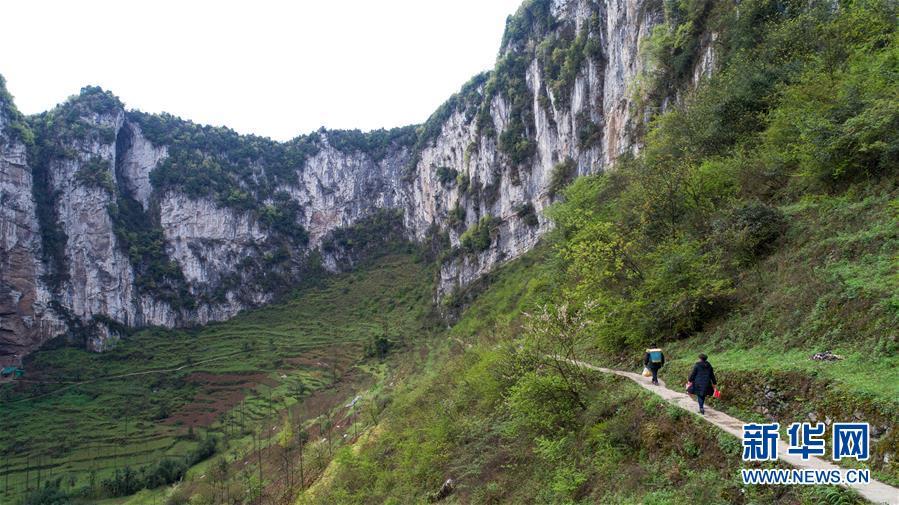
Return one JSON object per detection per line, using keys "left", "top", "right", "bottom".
{"left": 320, "top": 414, "right": 333, "bottom": 457}
{"left": 524, "top": 302, "right": 598, "bottom": 410}
{"left": 211, "top": 456, "right": 229, "bottom": 504}
{"left": 296, "top": 429, "right": 309, "bottom": 490}
{"left": 277, "top": 418, "right": 294, "bottom": 497}
{"left": 253, "top": 427, "right": 264, "bottom": 501}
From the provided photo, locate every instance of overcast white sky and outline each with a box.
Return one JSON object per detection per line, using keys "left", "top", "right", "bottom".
{"left": 1, "top": 0, "right": 523, "bottom": 141}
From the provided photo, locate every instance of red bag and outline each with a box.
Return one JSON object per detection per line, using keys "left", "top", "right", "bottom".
{"left": 713, "top": 387, "right": 722, "bottom": 399}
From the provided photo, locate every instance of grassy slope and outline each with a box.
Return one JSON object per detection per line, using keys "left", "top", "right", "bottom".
{"left": 447, "top": 185, "right": 899, "bottom": 415}
{"left": 0, "top": 254, "right": 434, "bottom": 503}
{"left": 299, "top": 248, "right": 874, "bottom": 505}
{"left": 662, "top": 184, "right": 898, "bottom": 402}
{"left": 297, "top": 115, "right": 898, "bottom": 505}
{"left": 295, "top": 171, "right": 896, "bottom": 504}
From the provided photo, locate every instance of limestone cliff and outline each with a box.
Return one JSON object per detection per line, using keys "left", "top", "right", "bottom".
{"left": 0, "top": 0, "right": 717, "bottom": 362}
{"left": 0, "top": 82, "right": 65, "bottom": 362}
{"left": 410, "top": 0, "right": 662, "bottom": 297}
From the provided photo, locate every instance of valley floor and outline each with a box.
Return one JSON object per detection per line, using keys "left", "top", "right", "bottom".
{"left": 0, "top": 253, "right": 437, "bottom": 505}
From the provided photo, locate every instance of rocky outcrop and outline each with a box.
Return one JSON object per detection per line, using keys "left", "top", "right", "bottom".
{"left": 412, "top": 0, "right": 663, "bottom": 297}
{"left": 159, "top": 192, "right": 271, "bottom": 321}
{"left": 291, "top": 140, "right": 409, "bottom": 249}
{"left": 0, "top": 93, "right": 64, "bottom": 364}
{"left": 0, "top": 0, "right": 719, "bottom": 360}
{"left": 116, "top": 122, "right": 167, "bottom": 210}
{"left": 48, "top": 110, "right": 133, "bottom": 326}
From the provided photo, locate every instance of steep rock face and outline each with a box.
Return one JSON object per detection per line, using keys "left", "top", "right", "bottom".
{"left": 0, "top": 0, "right": 717, "bottom": 359}
{"left": 116, "top": 122, "right": 167, "bottom": 210}
{"left": 290, "top": 140, "right": 408, "bottom": 251}
{"left": 0, "top": 96, "right": 64, "bottom": 364}
{"left": 44, "top": 108, "right": 145, "bottom": 349}
{"left": 159, "top": 192, "right": 271, "bottom": 321}
{"left": 601, "top": 0, "right": 660, "bottom": 159}
{"left": 407, "top": 0, "right": 662, "bottom": 297}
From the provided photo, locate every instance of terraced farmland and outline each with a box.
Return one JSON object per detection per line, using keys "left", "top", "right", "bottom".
{"left": 0, "top": 254, "right": 435, "bottom": 503}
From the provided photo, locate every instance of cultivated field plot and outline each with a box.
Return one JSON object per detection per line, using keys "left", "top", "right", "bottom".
{"left": 0, "top": 254, "right": 434, "bottom": 502}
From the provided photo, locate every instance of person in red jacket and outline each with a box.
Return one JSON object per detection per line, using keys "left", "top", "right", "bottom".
{"left": 688, "top": 353, "right": 717, "bottom": 415}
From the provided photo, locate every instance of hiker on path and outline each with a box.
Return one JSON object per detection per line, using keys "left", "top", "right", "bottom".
{"left": 688, "top": 353, "right": 717, "bottom": 415}
{"left": 643, "top": 345, "right": 665, "bottom": 385}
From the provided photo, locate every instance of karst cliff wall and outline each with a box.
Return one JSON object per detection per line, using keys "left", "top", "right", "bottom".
{"left": 0, "top": 0, "right": 718, "bottom": 362}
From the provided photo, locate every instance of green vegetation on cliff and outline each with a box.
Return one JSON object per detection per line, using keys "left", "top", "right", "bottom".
{"left": 24, "top": 86, "right": 126, "bottom": 291}
{"left": 0, "top": 75, "right": 34, "bottom": 146}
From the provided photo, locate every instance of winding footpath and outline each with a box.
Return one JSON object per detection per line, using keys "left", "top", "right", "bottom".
{"left": 565, "top": 358, "right": 899, "bottom": 505}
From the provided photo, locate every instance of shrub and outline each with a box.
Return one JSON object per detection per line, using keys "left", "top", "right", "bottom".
{"left": 459, "top": 215, "right": 501, "bottom": 253}
{"left": 637, "top": 238, "right": 733, "bottom": 339}
{"left": 0, "top": 74, "right": 35, "bottom": 146}
{"left": 320, "top": 209, "right": 408, "bottom": 269}
{"left": 457, "top": 172, "right": 471, "bottom": 193}
{"left": 143, "top": 458, "right": 189, "bottom": 489}
{"left": 765, "top": 41, "right": 899, "bottom": 185}
{"left": 102, "top": 466, "right": 142, "bottom": 496}
{"left": 498, "top": 119, "right": 536, "bottom": 165}
{"left": 109, "top": 195, "right": 193, "bottom": 308}
{"left": 505, "top": 371, "right": 580, "bottom": 436}
{"left": 409, "top": 72, "right": 488, "bottom": 166}
{"left": 29, "top": 153, "right": 69, "bottom": 288}
{"left": 719, "top": 202, "right": 786, "bottom": 264}
{"left": 636, "top": 0, "right": 722, "bottom": 105}
{"left": 538, "top": 26, "right": 590, "bottom": 105}
{"left": 188, "top": 435, "right": 217, "bottom": 464}
{"left": 74, "top": 157, "right": 116, "bottom": 194}
{"left": 325, "top": 126, "right": 417, "bottom": 162}
{"left": 515, "top": 202, "right": 540, "bottom": 227}
{"left": 448, "top": 204, "right": 466, "bottom": 229}
{"left": 365, "top": 334, "right": 393, "bottom": 359}
{"left": 435, "top": 166, "right": 459, "bottom": 186}
{"left": 549, "top": 158, "right": 577, "bottom": 196}
{"left": 135, "top": 110, "right": 320, "bottom": 208}
{"left": 486, "top": 50, "right": 537, "bottom": 165}
{"left": 576, "top": 113, "right": 601, "bottom": 148}
{"left": 257, "top": 192, "right": 309, "bottom": 246}
{"left": 500, "top": 0, "right": 556, "bottom": 52}
{"left": 481, "top": 178, "right": 502, "bottom": 203}
{"left": 20, "top": 485, "right": 72, "bottom": 505}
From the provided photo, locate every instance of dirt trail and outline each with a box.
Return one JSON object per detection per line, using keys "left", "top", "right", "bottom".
{"left": 566, "top": 358, "right": 899, "bottom": 505}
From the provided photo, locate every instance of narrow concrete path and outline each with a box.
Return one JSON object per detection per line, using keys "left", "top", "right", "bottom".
{"left": 566, "top": 358, "right": 899, "bottom": 505}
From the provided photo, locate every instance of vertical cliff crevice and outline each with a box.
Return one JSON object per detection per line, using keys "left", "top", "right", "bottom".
{"left": 28, "top": 117, "right": 70, "bottom": 292}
